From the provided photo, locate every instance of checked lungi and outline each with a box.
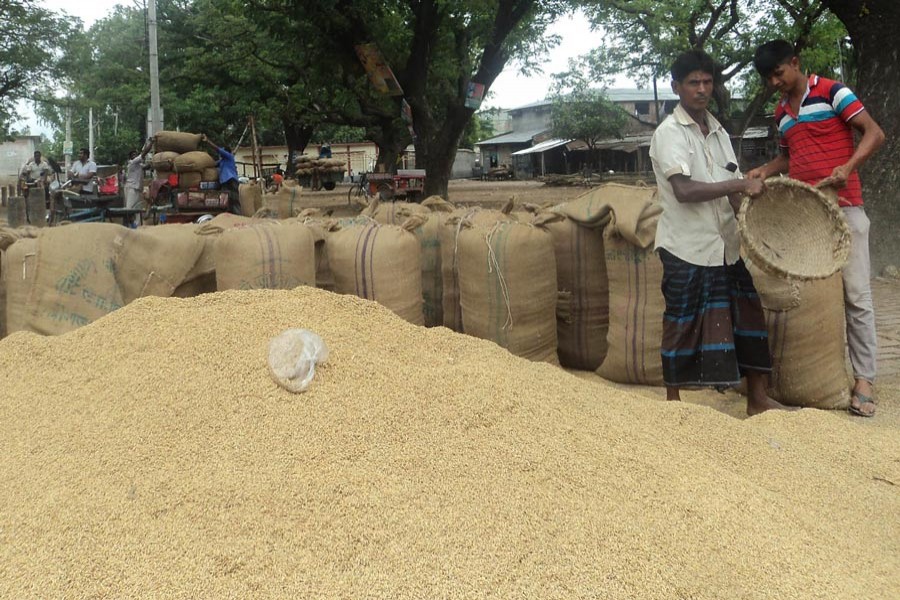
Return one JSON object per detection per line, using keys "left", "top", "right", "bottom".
{"left": 658, "top": 248, "right": 771, "bottom": 388}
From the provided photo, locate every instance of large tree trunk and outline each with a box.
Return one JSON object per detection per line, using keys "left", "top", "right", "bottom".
{"left": 367, "top": 117, "right": 408, "bottom": 174}
{"left": 823, "top": 0, "right": 900, "bottom": 273}
{"left": 400, "top": 0, "right": 536, "bottom": 200}
{"left": 282, "top": 119, "right": 314, "bottom": 178}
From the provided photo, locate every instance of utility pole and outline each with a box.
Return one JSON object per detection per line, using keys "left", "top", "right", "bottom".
{"left": 89, "top": 107, "right": 94, "bottom": 160}
{"left": 64, "top": 105, "right": 72, "bottom": 172}
{"left": 147, "top": 0, "right": 162, "bottom": 137}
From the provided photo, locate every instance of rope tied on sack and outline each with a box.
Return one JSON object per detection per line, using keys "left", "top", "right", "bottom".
{"left": 484, "top": 221, "right": 514, "bottom": 331}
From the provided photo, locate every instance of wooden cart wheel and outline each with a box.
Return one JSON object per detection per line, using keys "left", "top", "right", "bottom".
{"left": 322, "top": 181, "right": 336, "bottom": 191}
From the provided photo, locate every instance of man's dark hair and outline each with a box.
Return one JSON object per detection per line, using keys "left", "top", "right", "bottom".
{"left": 670, "top": 50, "right": 717, "bottom": 83}
{"left": 34, "top": 150, "right": 41, "bottom": 157}
{"left": 80, "top": 147, "right": 90, "bottom": 156}
{"left": 223, "top": 146, "right": 232, "bottom": 154}
{"left": 753, "top": 40, "right": 796, "bottom": 78}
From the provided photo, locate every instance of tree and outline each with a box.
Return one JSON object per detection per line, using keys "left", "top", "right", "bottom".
{"left": 459, "top": 111, "right": 496, "bottom": 149}
{"left": 822, "top": 0, "right": 900, "bottom": 272}
{"left": 276, "top": 0, "right": 567, "bottom": 198}
{"left": 549, "top": 88, "right": 626, "bottom": 171}
{"left": 0, "top": 0, "right": 76, "bottom": 137}
{"left": 575, "top": 0, "right": 845, "bottom": 127}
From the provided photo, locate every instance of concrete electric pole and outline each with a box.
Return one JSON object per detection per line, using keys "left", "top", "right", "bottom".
{"left": 147, "top": 0, "right": 163, "bottom": 137}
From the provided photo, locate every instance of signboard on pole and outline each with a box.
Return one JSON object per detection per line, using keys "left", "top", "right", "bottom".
{"left": 354, "top": 43, "right": 404, "bottom": 96}
{"left": 464, "top": 82, "right": 485, "bottom": 109}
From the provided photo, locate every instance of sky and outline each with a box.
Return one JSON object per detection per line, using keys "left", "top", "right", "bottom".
{"left": 16, "top": 4, "right": 626, "bottom": 137}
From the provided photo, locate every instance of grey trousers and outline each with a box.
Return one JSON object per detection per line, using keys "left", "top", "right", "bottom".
{"left": 842, "top": 206, "right": 877, "bottom": 383}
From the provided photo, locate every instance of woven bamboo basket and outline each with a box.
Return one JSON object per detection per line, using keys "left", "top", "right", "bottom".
{"left": 738, "top": 177, "right": 850, "bottom": 281}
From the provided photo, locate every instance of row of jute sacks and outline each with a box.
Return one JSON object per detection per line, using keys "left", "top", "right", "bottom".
{"left": 0, "top": 182, "right": 851, "bottom": 409}
{"left": 294, "top": 157, "right": 346, "bottom": 177}
{"left": 150, "top": 131, "right": 218, "bottom": 191}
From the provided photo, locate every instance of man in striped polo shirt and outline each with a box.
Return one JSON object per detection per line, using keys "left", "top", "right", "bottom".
{"left": 749, "top": 40, "right": 885, "bottom": 417}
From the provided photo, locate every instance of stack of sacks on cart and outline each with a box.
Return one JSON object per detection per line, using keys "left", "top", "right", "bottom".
{"left": 0, "top": 181, "right": 852, "bottom": 409}
{"left": 149, "top": 130, "right": 221, "bottom": 211}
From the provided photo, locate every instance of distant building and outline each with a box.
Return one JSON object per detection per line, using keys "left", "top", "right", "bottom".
{"left": 475, "top": 89, "right": 773, "bottom": 179}
{"left": 0, "top": 135, "right": 44, "bottom": 188}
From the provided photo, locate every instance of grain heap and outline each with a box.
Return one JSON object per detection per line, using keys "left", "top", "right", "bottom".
{"left": 0, "top": 286, "right": 897, "bottom": 598}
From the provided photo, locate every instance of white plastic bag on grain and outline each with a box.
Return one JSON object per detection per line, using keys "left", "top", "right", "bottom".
{"left": 267, "top": 329, "right": 329, "bottom": 393}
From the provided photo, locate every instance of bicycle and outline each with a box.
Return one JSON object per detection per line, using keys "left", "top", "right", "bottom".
{"left": 347, "top": 172, "right": 371, "bottom": 204}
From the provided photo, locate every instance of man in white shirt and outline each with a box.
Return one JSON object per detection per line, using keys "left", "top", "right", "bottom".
{"left": 649, "top": 49, "right": 792, "bottom": 416}
{"left": 68, "top": 147, "right": 97, "bottom": 194}
{"left": 124, "top": 139, "right": 154, "bottom": 226}
{"left": 19, "top": 150, "right": 52, "bottom": 198}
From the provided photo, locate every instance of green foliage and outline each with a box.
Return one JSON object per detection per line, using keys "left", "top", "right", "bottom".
{"left": 572, "top": 0, "right": 848, "bottom": 122}
{"left": 550, "top": 88, "right": 627, "bottom": 148}
{"left": 0, "top": 0, "right": 77, "bottom": 137}
{"left": 460, "top": 111, "right": 496, "bottom": 149}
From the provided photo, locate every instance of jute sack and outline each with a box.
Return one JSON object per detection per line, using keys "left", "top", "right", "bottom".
{"left": 545, "top": 214, "right": 609, "bottom": 370}
{"left": 174, "top": 151, "right": 216, "bottom": 173}
{"left": 214, "top": 223, "right": 316, "bottom": 291}
{"left": 457, "top": 218, "right": 559, "bottom": 365}
{"left": 155, "top": 130, "right": 201, "bottom": 154}
{"left": 746, "top": 262, "right": 853, "bottom": 409}
{"left": 150, "top": 151, "right": 180, "bottom": 172}
{"left": 2, "top": 238, "right": 38, "bottom": 336}
{"left": 325, "top": 216, "right": 425, "bottom": 325}
{"left": 593, "top": 186, "right": 665, "bottom": 385}
{"left": 264, "top": 181, "right": 304, "bottom": 219}
{"left": 365, "top": 196, "right": 454, "bottom": 327}
{"left": 239, "top": 182, "right": 264, "bottom": 217}
{"left": 25, "top": 224, "right": 125, "bottom": 336}
{"left": 440, "top": 201, "right": 517, "bottom": 331}
{"left": 178, "top": 172, "right": 202, "bottom": 190}
{"left": 299, "top": 214, "right": 369, "bottom": 293}
{"left": 202, "top": 167, "right": 219, "bottom": 182}
{"left": 113, "top": 224, "right": 210, "bottom": 304}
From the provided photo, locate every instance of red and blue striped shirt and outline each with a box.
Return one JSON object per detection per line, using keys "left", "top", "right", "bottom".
{"left": 775, "top": 74, "right": 866, "bottom": 206}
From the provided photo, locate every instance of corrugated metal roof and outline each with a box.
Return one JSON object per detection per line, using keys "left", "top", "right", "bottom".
{"left": 511, "top": 138, "right": 572, "bottom": 156}
{"left": 475, "top": 128, "right": 548, "bottom": 145}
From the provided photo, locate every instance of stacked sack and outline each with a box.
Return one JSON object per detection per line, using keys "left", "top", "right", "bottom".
{"left": 556, "top": 183, "right": 664, "bottom": 385}
{"left": 151, "top": 131, "right": 218, "bottom": 192}
{"left": 325, "top": 215, "right": 425, "bottom": 326}
{"left": 363, "top": 195, "right": 454, "bottom": 327}
{"left": 440, "top": 199, "right": 518, "bottom": 332}
{"left": 293, "top": 156, "right": 345, "bottom": 178}
{"left": 455, "top": 210, "right": 560, "bottom": 365}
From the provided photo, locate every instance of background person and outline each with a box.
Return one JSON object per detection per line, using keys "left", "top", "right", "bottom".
{"left": 748, "top": 39, "right": 885, "bottom": 418}
{"left": 19, "top": 150, "right": 52, "bottom": 198}
{"left": 201, "top": 135, "right": 241, "bottom": 214}
{"left": 68, "top": 147, "right": 98, "bottom": 194}
{"left": 649, "top": 49, "right": 792, "bottom": 416}
{"left": 124, "top": 138, "right": 154, "bottom": 227}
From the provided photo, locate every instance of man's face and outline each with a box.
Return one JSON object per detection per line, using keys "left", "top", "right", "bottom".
{"left": 766, "top": 56, "right": 803, "bottom": 92}
{"left": 79, "top": 150, "right": 89, "bottom": 162}
{"left": 33, "top": 152, "right": 41, "bottom": 163}
{"left": 673, "top": 70, "right": 714, "bottom": 113}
